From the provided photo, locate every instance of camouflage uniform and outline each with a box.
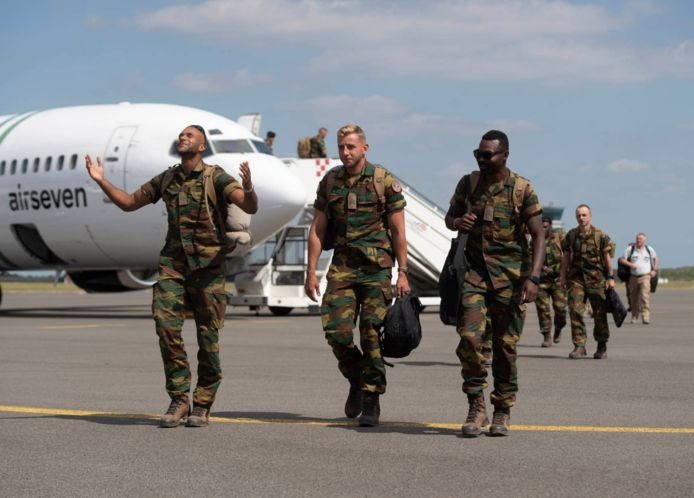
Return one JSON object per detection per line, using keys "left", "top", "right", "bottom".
{"left": 447, "top": 171, "right": 542, "bottom": 409}
{"left": 562, "top": 227, "right": 615, "bottom": 347}
{"left": 140, "top": 161, "right": 241, "bottom": 409}
{"left": 533, "top": 231, "right": 567, "bottom": 335}
{"left": 314, "top": 162, "right": 406, "bottom": 394}
{"left": 310, "top": 135, "right": 328, "bottom": 158}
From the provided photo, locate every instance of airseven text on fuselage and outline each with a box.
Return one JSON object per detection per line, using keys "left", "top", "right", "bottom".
{"left": 8, "top": 184, "right": 87, "bottom": 211}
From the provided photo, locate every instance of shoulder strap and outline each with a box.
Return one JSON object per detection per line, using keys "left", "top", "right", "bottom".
{"left": 323, "top": 166, "right": 342, "bottom": 219}
{"left": 373, "top": 165, "right": 386, "bottom": 205}
{"left": 202, "top": 165, "right": 226, "bottom": 232}
{"left": 593, "top": 227, "right": 602, "bottom": 252}
{"left": 160, "top": 166, "right": 177, "bottom": 194}
{"left": 512, "top": 175, "right": 528, "bottom": 215}
{"left": 469, "top": 171, "right": 480, "bottom": 195}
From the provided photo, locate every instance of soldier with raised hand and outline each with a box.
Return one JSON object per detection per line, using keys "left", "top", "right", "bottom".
{"left": 533, "top": 216, "right": 567, "bottom": 347}
{"left": 560, "top": 204, "right": 615, "bottom": 360}
{"left": 85, "top": 124, "right": 258, "bottom": 428}
{"left": 304, "top": 123, "right": 409, "bottom": 427}
{"left": 445, "top": 130, "right": 544, "bottom": 437}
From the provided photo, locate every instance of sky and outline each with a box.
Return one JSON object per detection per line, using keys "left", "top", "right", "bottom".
{"left": 2, "top": 0, "right": 693, "bottom": 267}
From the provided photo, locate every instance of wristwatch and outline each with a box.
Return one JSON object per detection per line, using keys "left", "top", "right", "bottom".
{"left": 397, "top": 267, "right": 409, "bottom": 275}
{"left": 606, "top": 275, "right": 615, "bottom": 280}
{"left": 528, "top": 275, "right": 540, "bottom": 285}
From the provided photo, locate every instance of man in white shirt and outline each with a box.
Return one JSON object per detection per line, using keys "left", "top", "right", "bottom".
{"left": 618, "top": 233, "right": 659, "bottom": 324}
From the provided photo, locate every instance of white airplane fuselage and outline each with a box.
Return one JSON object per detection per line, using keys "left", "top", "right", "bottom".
{"left": 0, "top": 103, "right": 305, "bottom": 282}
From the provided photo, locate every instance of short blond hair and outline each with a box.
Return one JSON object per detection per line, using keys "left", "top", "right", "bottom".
{"left": 337, "top": 124, "right": 366, "bottom": 141}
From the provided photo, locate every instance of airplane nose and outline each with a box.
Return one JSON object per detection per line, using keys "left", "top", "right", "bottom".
{"left": 213, "top": 154, "right": 307, "bottom": 245}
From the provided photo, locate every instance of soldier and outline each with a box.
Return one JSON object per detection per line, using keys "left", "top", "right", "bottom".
{"left": 560, "top": 204, "right": 615, "bottom": 360}
{"left": 533, "top": 216, "right": 567, "bottom": 347}
{"left": 264, "top": 131, "right": 276, "bottom": 155}
{"left": 309, "top": 127, "right": 328, "bottom": 158}
{"left": 445, "top": 130, "right": 544, "bottom": 437}
{"left": 304, "top": 123, "right": 409, "bottom": 427}
{"left": 85, "top": 125, "right": 258, "bottom": 428}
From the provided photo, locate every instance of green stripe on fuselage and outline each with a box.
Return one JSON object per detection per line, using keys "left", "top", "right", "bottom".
{"left": 0, "top": 111, "right": 39, "bottom": 145}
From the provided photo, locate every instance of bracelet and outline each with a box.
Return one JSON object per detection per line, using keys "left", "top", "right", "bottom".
{"left": 606, "top": 275, "right": 615, "bottom": 280}
{"left": 527, "top": 275, "right": 540, "bottom": 285}
{"left": 243, "top": 184, "right": 254, "bottom": 193}
{"left": 397, "top": 267, "right": 409, "bottom": 275}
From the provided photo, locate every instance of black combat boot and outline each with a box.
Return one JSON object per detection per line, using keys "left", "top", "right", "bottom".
{"left": 344, "top": 379, "right": 363, "bottom": 418}
{"left": 489, "top": 407, "right": 511, "bottom": 437}
{"left": 594, "top": 342, "right": 608, "bottom": 359}
{"left": 358, "top": 392, "right": 380, "bottom": 427}
{"left": 569, "top": 345, "right": 587, "bottom": 359}
{"left": 462, "top": 395, "right": 489, "bottom": 438}
{"left": 541, "top": 333, "right": 552, "bottom": 348}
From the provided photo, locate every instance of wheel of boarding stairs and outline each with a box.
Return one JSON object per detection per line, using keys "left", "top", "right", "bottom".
{"left": 268, "top": 306, "right": 293, "bottom": 316}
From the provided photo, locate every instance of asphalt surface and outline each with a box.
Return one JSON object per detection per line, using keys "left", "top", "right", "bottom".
{"left": 1, "top": 286, "right": 693, "bottom": 497}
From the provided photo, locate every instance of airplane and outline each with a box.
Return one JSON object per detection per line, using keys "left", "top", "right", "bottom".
{"left": 0, "top": 102, "right": 306, "bottom": 304}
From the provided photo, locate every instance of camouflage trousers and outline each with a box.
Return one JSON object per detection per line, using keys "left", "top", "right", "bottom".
{"left": 535, "top": 280, "right": 567, "bottom": 334}
{"left": 321, "top": 268, "right": 392, "bottom": 394}
{"left": 456, "top": 284, "right": 526, "bottom": 409}
{"left": 152, "top": 254, "right": 226, "bottom": 408}
{"left": 567, "top": 279, "right": 609, "bottom": 346}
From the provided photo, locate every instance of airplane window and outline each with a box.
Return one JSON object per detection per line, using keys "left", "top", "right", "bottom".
{"left": 252, "top": 140, "right": 272, "bottom": 155}
{"left": 209, "top": 129, "right": 222, "bottom": 135}
{"left": 212, "top": 139, "right": 254, "bottom": 154}
{"left": 168, "top": 140, "right": 214, "bottom": 158}
{"left": 10, "top": 159, "right": 17, "bottom": 174}
{"left": 0, "top": 160, "right": 5, "bottom": 175}
{"left": 57, "top": 155, "right": 65, "bottom": 171}
{"left": 70, "top": 154, "right": 78, "bottom": 170}
{"left": 21, "top": 158, "right": 28, "bottom": 174}
{"left": 33, "top": 157, "right": 40, "bottom": 173}
{"left": 45, "top": 156, "right": 52, "bottom": 172}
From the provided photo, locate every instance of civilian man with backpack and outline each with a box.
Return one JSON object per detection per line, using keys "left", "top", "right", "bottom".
{"left": 85, "top": 125, "right": 258, "bottom": 428}
{"left": 560, "top": 204, "right": 615, "bottom": 360}
{"left": 445, "top": 130, "right": 545, "bottom": 437}
{"left": 618, "top": 233, "right": 659, "bottom": 324}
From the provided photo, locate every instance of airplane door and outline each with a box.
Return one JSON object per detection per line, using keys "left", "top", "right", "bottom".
{"left": 103, "top": 126, "right": 137, "bottom": 193}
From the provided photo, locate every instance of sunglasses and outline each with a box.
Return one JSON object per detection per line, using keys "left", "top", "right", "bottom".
{"left": 473, "top": 149, "right": 506, "bottom": 161}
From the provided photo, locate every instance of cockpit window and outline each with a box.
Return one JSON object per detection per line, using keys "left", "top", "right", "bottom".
{"left": 252, "top": 140, "right": 272, "bottom": 155}
{"left": 212, "top": 139, "right": 254, "bottom": 154}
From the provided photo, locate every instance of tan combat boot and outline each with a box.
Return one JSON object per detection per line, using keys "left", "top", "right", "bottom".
{"left": 160, "top": 397, "right": 190, "bottom": 428}
{"left": 462, "top": 395, "right": 489, "bottom": 438}
{"left": 186, "top": 406, "right": 210, "bottom": 427}
{"left": 358, "top": 393, "right": 380, "bottom": 427}
{"left": 553, "top": 327, "right": 562, "bottom": 344}
{"left": 569, "top": 345, "right": 587, "bottom": 359}
{"left": 344, "top": 379, "right": 363, "bottom": 419}
{"left": 541, "top": 333, "right": 552, "bottom": 348}
{"left": 489, "top": 408, "right": 511, "bottom": 437}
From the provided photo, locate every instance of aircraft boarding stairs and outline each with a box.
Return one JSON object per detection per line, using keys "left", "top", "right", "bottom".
{"left": 228, "top": 159, "right": 454, "bottom": 315}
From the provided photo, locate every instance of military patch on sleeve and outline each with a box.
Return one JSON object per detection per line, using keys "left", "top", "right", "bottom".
{"left": 391, "top": 179, "right": 402, "bottom": 193}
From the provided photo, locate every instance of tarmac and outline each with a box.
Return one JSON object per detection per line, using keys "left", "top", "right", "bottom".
{"left": 1, "top": 286, "right": 693, "bottom": 497}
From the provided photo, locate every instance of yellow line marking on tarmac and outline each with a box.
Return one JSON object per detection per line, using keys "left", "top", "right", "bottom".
{"left": 39, "top": 324, "right": 127, "bottom": 330}
{"left": 1, "top": 405, "right": 693, "bottom": 433}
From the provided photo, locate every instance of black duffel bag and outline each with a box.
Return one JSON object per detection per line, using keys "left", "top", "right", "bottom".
{"left": 381, "top": 294, "right": 424, "bottom": 358}
{"left": 438, "top": 233, "right": 469, "bottom": 326}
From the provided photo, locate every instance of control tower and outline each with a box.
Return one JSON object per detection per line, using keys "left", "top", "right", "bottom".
{"left": 543, "top": 204, "right": 565, "bottom": 231}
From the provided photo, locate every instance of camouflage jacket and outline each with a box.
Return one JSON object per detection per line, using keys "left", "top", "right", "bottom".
{"left": 562, "top": 225, "right": 615, "bottom": 289}
{"left": 447, "top": 170, "right": 542, "bottom": 289}
{"left": 529, "top": 231, "right": 564, "bottom": 283}
{"left": 140, "top": 161, "right": 241, "bottom": 270}
{"left": 309, "top": 135, "right": 327, "bottom": 158}
{"left": 314, "top": 161, "right": 406, "bottom": 272}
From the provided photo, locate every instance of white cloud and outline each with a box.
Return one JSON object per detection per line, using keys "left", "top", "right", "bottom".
{"left": 607, "top": 158, "right": 649, "bottom": 172}
{"left": 171, "top": 70, "right": 270, "bottom": 93}
{"left": 132, "top": 0, "right": 692, "bottom": 84}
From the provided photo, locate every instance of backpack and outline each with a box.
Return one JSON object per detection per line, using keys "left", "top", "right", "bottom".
{"left": 320, "top": 164, "right": 387, "bottom": 250}
{"left": 438, "top": 171, "right": 529, "bottom": 326}
{"left": 160, "top": 164, "right": 252, "bottom": 256}
{"left": 297, "top": 137, "right": 312, "bottom": 158}
{"left": 381, "top": 294, "right": 423, "bottom": 358}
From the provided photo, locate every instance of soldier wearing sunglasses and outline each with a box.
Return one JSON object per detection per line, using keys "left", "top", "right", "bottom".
{"left": 445, "top": 130, "right": 544, "bottom": 437}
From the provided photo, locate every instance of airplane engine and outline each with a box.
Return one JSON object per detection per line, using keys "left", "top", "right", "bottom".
{"left": 68, "top": 269, "right": 157, "bottom": 293}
